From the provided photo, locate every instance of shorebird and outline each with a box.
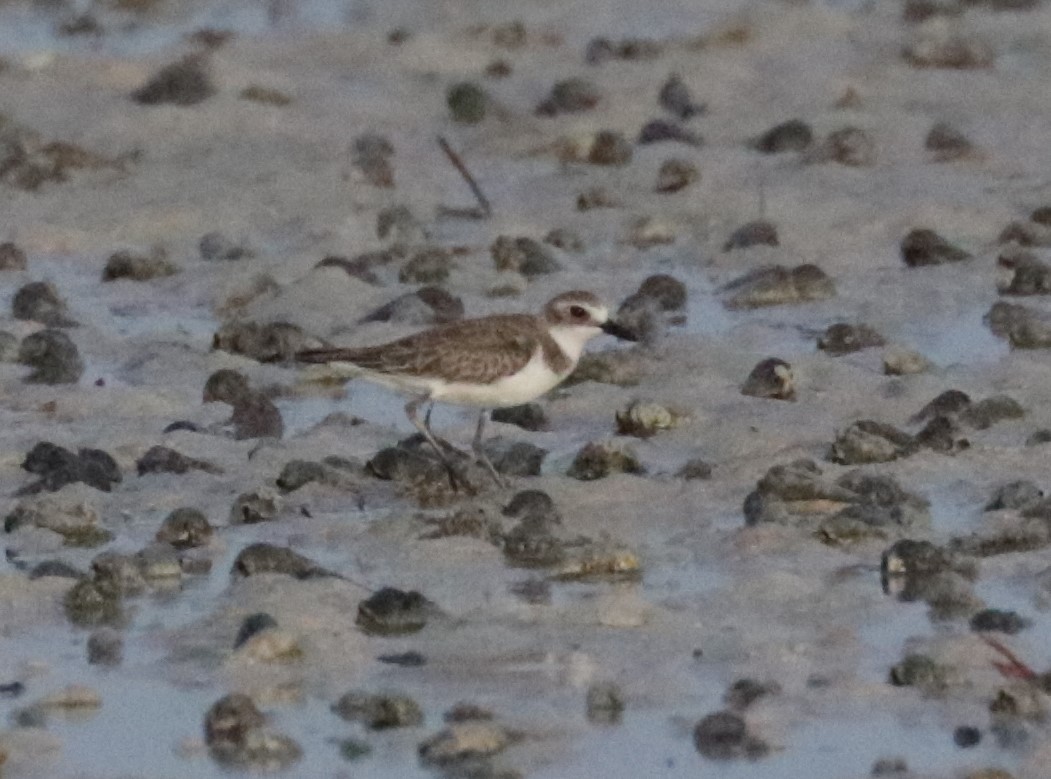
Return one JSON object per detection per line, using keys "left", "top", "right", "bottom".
{"left": 295, "top": 290, "right": 637, "bottom": 490}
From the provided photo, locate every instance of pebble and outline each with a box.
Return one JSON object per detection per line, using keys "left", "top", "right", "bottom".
{"left": 658, "top": 73, "right": 704, "bottom": 120}
{"left": 567, "top": 441, "right": 645, "bottom": 480}
{"left": 818, "top": 323, "right": 886, "bottom": 355}
{"left": 352, "top": 132, "right": 395, "bottom": 188}
{"left": 587, "top": 130, "right": 634, "bottom": 166}
{"left": 655, "top": 158, "right": 699, "bottom": 193}
{"left": 361, "top": 287, "right": 464, "bottom": 325}
{"left": 204, "top": 693, "right": 302, "bottom": 769}
{"left": 376, "top": 204, "right": 426, "bottom": 244}
{"left": 926, "top": 121, "right": 974, "bottom": 161}
{"left": 203, "top": 368, "right": 251, "bottom": 405}
{"left": 724, "top": 678, "right": 780, "bottom": 710}
{"left": 87, "top": 627, "right": 124, "bottom": 665}
{"left": 985, "top": 301, "right": 1051, "bottom": 348}
{"left": 13, "top": 280, "right": 75, "bottom": 326}
{"left": 199, "top": 231, "right": 253, "bottom": 261}
{"left": 239, "top": 85, "right": 291, "bottom": 106}
{"left": 722, "top": 264, "right": 835, "bottom": 308}
{"left": 102, "top": 247, "right": 178, "bottom": 281}
{"left": 969, "top": 608, "right": 1030, "bottom": 634}
{"left": 156, "top": 507, "right": 214, "bottom": 549}
{"left": 997, "top": 250, "right": 1051, "bottom": 295}
{"left": 753, "top": 119, "right": 813, "bottom": 153}
{"left": 19, "top": 442, "right": 121, "bottom": 494}
{"left": 356, "top": 587, "right": 434, "bottom": 635}
{"left": 231, "top": 542, "right": 332, "bottom": 579}
{"left": 235, "top": 628, "right": 303, "bottom": 663}
{"left": 986, "top": 481, "right": 1042, "bottom": 511}
{"left": 812, "top": 126, "right": 877, "bottom": 166}
{"left": 576, "top": 186, "right": 618, "bottom": 211}
{"left": 544, "top": 227, "right": 585, "bottom": 252}
{"left": 637, "top": 119, "right": 703, "bottom": 146}
{"left": 64, "top": 578, "right": 123, "bottom": 627}
{"left": 132, "top": 55, "right": 215, "bottom": 105}
{"left": 693, "top": 710, "right": 768, "bottom": 760}
{"left": 676, "top": 458, "right": 713, "bottom": 480}
{"left": 230, "top": 392, "right": 284, "bottom": 440}
{"left": 883, "top": 346, "right": 930, "bottom": 375}
{"left": 481, "top": 438, "right": 547, "bottom": 477}
{"left": 377, "top": 650, "right": 426, "bottom": 666}
{"left": 536, "top": 78, "right": 602, "bottom": 116}
{"left": 904, "top": 30, "right": 994, "bottom": 69}
{"left": 723, "top": 220, "right": 778, "bottom": 251}
{"left": 829, "top": 420, "right": 912, "bottom": 464}
{"left": 741, "top": 358, "right": 795, "bottom": 400}
{"left": 901, "top": 228, "right": 971, "bottom": 266}
{"left": 213, "top": 320, "right": 307, "bottom": 362}
{"left": 399, "top": 247, "right": 454, "bottom": 284}
{"left": 136, "top": 445, "right": 219, "bottom": 476}
{"left": 29, "top": 559, "right": 84, "bottom": 579}
{"left": 953, "top": 725, "right": 982, "bottom": 748}
{"left": 18, "top": 329, "right": 84, "bottom": 383}
{"left": 626, "top": 216, "right": 677, "bottom": 249}
{"left": 999, "top": 220, "right": 1051, "bottom": 247}
{"left": 35, "top": 684, "right": 102, "bottom": 711}
{"left": 585, "top": 36, "right": 661, "bottom": 65}
{"left": 332, "top": 691, "right": 423, "bottom": 729}
{"left": 447, "top": 82, "right": 487, "bottom": 124}
{"left": 491, "top": 236, "right": 561, "bottom": 276}
{"left": 418, "top": 722, "right": 512, "bottom": 765}
{"left": 585, "top": 682, "right": 625, "bottom": 725}
{"left": 872, "top": 757, "right": 909, "bottom": 776}
{"left": 0, "top": 241, "right": 28, "bottom": 270}
{"left": 615, "top": 399, "right": 682, "bottom": 438}
{"left": 229, "top": 489, "right": 282, "bottom": 525}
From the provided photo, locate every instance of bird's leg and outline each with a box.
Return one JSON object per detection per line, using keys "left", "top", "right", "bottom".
{"left": 472, "top": 409, "right": 508, "bottom": 488}
{"left": 405, "top": 396, "right": 471, "bottom": 492}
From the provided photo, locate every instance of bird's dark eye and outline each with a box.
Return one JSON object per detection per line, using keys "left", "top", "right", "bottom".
{"left": 569, "top": 305, "right": 588, "bottom": 319}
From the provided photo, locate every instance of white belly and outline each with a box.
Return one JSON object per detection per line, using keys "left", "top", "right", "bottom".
{"left": 429, "top": 351, "right": 567, "bottom": 408}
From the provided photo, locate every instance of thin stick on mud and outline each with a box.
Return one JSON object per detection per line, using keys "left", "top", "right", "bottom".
{"left": 437, "top": 135, "right": 492, "bottom": 218}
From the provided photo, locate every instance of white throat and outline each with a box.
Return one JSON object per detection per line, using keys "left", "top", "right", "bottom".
{"left": 548, "top": 323, "right": 602, "bottom": 369}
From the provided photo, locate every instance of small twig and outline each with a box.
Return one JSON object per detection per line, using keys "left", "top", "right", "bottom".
{"left": 981, "top": 635, "right": 1038, "bottom": 681}
{"left": 437, "top": 135, "right": 491, "bottom": 218}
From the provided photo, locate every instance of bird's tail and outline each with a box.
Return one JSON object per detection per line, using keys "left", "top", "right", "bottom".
{"left": 294, "top": 348, "right": 365, "bottom": 382}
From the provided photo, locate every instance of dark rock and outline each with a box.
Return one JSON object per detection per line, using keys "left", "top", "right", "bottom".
{"left": 315, "top": 254, "right": 380, "bottom": 286}
{"left": 444, "top": 703, "right": 493, "bottom": 723}
{"left": 482, "top": 439, "right": 546, "bottom": 477}
{"left": 871, "top": 757, "right": 909, "bottom": 776}
{"left": 926, "top": 122, "right": 974, "bottom": 161}
{"left": 229, "top": 489, "right": 281, "bottom": 525}
{"left": 377, "top": 651, "right": 426, "bottom": 667}
{"left": 741, "top": 358, "right": 795, "bottom": 401}
{"left": 985, "top": 301, "right": 1051, "bottom": 348}
{"left": 722, "top": 264, "right": 835, "bottom": 308}
{"left": 655, "top": 158, "right": 699, "bottom": 193}
{"left": 12, "top": 281, "right": 75, "bottom": 326}
{"left": 658, "top": 73, "right": 704, "bottom": 120}
{"left": 102, "top": 248, "right": 178, "bottom": 281}
{"left": 585, "top": 36, "right": 661, "bottom": 65}
{"left": 204, "top": 693, "right": 302, "bottom": 770}
{"left": 723, "top": 220, "right": 779, "bottom": 251}
{"left": 637, "top": 119, "right": 702, "bottom": 146}
{"left": 1033, "top": 205, "right": 1051, "bottom": 226}
{"left": 0, "top": 122, "right": 114, "bottom": 191}
{"left": 724, "top": 678, "right": 780, "bottom": 711}
{"left": 0, "top": 681, "right": 25, "bottom": 698}
{"left": 585, "top": 682, "right": 625, "bottom": 725}
{"left": 882, "top": 538, "right": 972, "bottom": 581}
{"left": 953, "top": 726, "right": 981, "bottom": 748}
{"left": 20, "top": 442, "right": 120, "bottom": 493}
{"left": 969, "top": 608, "right": 1030, "bottom": 634}
{"left": 361, "top": 287, "right": 464, "bottom": 325}
{"left": 64, "top": 579, "right": 122, "bottom": 627}
{"left": 676, "top": 458, "right": 713, "bottom": 480}
{"left": 911, "top": 415, "right": 967, "bottom": 454}
{"left": 911, "top": 389, "right": 972, "bottom": 424}
{"left": 5, "top": 496, "right": 111, "bottom": 546}
{"left": 491, "top": 236, "right": 562, "bottom": 277}
{"left": 818, "top": 323, "right": 886, "bottom": 355}
{"left": 230, "top": 392, "right": 284, "bottom": 439}
{"left": 367, "top": 441, "right": 452, "bottom": 486}
{"left": 997, "top": 249, "right": 1051, "bottom": 295}
{"left": 543, "top": 227, "right": 585, "bottom": 252}
{"left": 136, "top": 445, "right": 218, "bottom": 476}
{"left": 813, "top": 126, "right": 876, "bottom": 166}
{"left": 28, "top": 559, "right": 84, "bottom": 579}
{"left": 231, "top": 543, "right": 331, "bottom": 579}
{"left": 0, "top": 241, "right": 28, "bottom": 270}
{"left": 447, "top": 82, "right": 487, "bottom": 124}
{"left": 587, "top": 131, "right": 633, "bottom": 165}
{"left": 693, "top": 710, "right": 768, "bottom": 760}
{"left": 567, "top": 441, "right": 644, "bottom": 480}
{"left": 1027, "top": 429, "right": 1051, "bottom": 446}
{"left": 203, "top": 368, "right": 252, "bottom": 405}
{"left": 357, "top": 587, "right": 434, "bottom": 635}
{"left": 332, "top": 691, "right": 423, "bottom": 729}
{"left": 901, "top": 228, "right": 972, "bottom": 267}
{"left": 637, "top": 274, "right": 687, "bottom": 311}
{"left": 276, "top": 460, "right": 328, "bottom": 492}
{"left": 234, "top": 613, "right": 279, "bottom": 649}
{"left": 829, "top": 420, "right": 911, "bottom": 464}
{"left": 998, "top": 219, "right": 1051, "bottom": 247}
{"left": 91, "top": 551, "right": 148, "bottom": 595}
{"left": 753, "top": 119, "right": 813, "bottom": 153}
{"left": 888, "top": 653, "right": 950, "bottom": 690}
{"left": 86, "top": 627, "right": 123, "bottom": 665}
{"left": 960, "top": 395, "right": 1024, "bottom": 429}
{"left": 156, "top": 507, "right": 213, "bottom": 549}
{"left": 903, "top": 0, "right": 962, "bottom": 23}
{"left": 502, "top": 489, "right": 562, "bottom": 528}
{"left": 213, "top": 320, "right": 306, "bottom": 362}
{"left": 132, "top": 55, "right": 215, "bottom": 105}
{"left": 398, "top": 248, "right": 454, "bottom": 285}
{"left": 614, "top": 293, "right": 663, "bottom": 343}
{"left": 576, "top": 186, "right": 618, "bottom": 211}
{"left": 417, "top": 721, "right": 512, "bottom": 766}
{"left": 491, "top": 403, "right": 548, "bottom": 431}
{"left": 376, "top": 204, "right": 425, "bottom": 243}
{"left": 199, "top": 231, "right": 252, "bottom": 261}
{"left": 536, "top": 78, "right": 601, "bottom": 116}
{"left": 352, "top": 132, "right": 395, "bottom": 188}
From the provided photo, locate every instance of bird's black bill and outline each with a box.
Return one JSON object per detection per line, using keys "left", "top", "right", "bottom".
{"left": 600, "top": 319, "right": 638, "bottom": 341}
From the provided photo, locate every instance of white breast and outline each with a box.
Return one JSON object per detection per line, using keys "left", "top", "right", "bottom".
{"left": 430, "top": 348, "right": 568, "bottom": 408}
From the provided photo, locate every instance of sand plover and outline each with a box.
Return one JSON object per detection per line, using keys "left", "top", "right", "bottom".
{"left": 296, "top": 290, "right": 637, "bottom": 490}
